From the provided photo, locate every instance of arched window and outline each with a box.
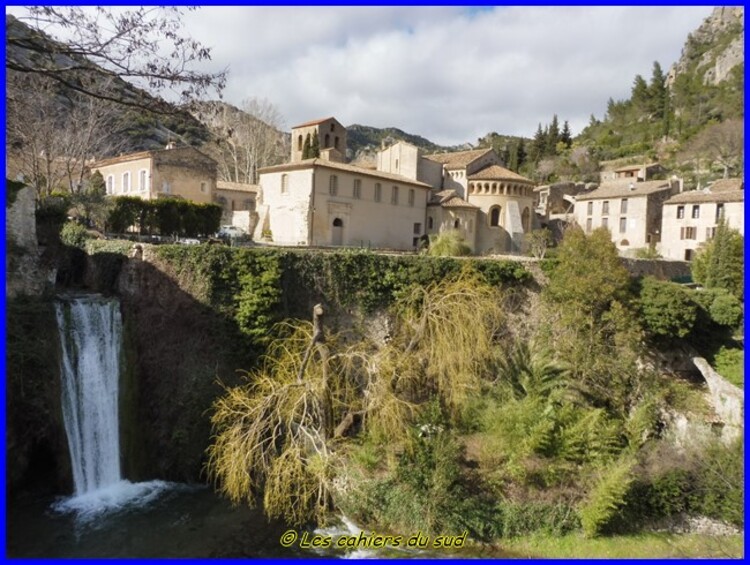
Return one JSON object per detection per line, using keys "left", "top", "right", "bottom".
{"left": 106, "top": 175, "right": 114, "bottom": 194}
{"left": 297, "top": 135, "right": 303, "bottom": 151}
{"left": 334, "top": 136, "right": 340, "bottom": 150}
{"left": 428, "top": 216, "right": 434, "bottom": 229}
{"left": 490, "top": 206, "right": 501, "bottom": 227}
{"left": 333, "top": 218, "right": 343, "bottom": 227}
{"left": 454, "top": 219, "right": 460, "bottom": 229}
{"left": 325, "top": 133, "right": 330, "bottom": 148}
{"left": 281, "top": 174, "right": 289, "bottom": 193}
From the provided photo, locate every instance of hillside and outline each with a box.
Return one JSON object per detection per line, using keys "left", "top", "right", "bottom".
{"left": 345, "top": 124, "right": 461, "bottom": 165}
{"left": 577, "top": 7, "right": 743, "bottom": 166}
{"left": 6, "top": 14, "right": 210, "bottom": 155}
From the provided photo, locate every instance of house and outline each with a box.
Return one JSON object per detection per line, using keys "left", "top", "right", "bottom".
{"left": 659, "top": 178, "right": 744, "bottom": 261}
{"left": 214, "top": 180, "right": 258, "bottom": 233}
{"left": 600, "top": 162, "right": 666, "bottom": 183}
{"left": 91, "top": 144, "right": 217, "bottom": 204}
{"left": 573, "top": 178, "right": 680, "bottom": 255}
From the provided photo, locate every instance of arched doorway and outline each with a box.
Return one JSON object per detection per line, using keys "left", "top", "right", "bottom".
{"left": 332, "top": 218, "right": 344, "bottom": 246}
{"left": 521, "top": 207, "right": 530, "bottom": 232}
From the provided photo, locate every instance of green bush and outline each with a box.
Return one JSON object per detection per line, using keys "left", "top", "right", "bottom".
{"left": 690, "top": 439, "right": 743, "bottom": 526}
{"left": 428, "top": 231, "right": 472, "bottom": 256}
{"left": 60, "top": 221, "right": 91, "bottom": 249}
{"left": 638, "top": 277, "right": 697, "bottom": 339}
{"left": 712, "top": 346, "right": 743, "bottom": 387}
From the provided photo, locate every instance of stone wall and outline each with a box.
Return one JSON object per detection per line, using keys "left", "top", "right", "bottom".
{"left": 620, "top": 258, "right": 691, "bottom": 280}
{"left": 6, "top": 186, "right": 50, "bottom": 297}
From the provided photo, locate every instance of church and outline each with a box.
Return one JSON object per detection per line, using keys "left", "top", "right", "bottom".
{"left": 253, "top": 116, "right": 537, "bottom": 254}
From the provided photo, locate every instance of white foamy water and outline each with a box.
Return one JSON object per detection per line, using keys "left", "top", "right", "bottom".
{"left": 54, "top": 296, "right": 174, "bottom": 522}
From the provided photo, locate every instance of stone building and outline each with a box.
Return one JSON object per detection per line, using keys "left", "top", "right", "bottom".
{"left": 214, "top": 180, "right": 258, "bottom": 233}
{"left": 659, "top": 178, "right": 744, "bottom": 261}
{"left": 573, "top": 178, "right": 680, "bottom": 255}
{"left": 91, "top": 145, "right": 217, "bottom": 204}
{"left": 290, "top": 117, "right": 347, "bottom": 163}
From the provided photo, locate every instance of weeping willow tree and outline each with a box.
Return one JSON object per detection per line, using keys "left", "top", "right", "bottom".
{"left": 206, "top": 269, "right": 504, "bottom": 525}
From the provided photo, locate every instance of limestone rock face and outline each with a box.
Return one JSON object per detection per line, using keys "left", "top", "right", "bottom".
{"left": 667, "top": 7, "right": 744, "bottom": 88}
{"left": 6, "top": 186, "right": 50, "bottom": 297}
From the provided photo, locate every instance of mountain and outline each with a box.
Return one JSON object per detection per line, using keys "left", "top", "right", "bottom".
{"left": 345, "top": 124, "right": 464, "bottom": 165}
{"left": 6, "top": 14, "right": 210, "bottom": 155}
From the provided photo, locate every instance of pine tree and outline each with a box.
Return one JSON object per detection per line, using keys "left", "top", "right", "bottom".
{"left": 311, "top": 131, "right": 320, "bottom": 158}
{"left": 648, "top": 61, "right": 667, "bottom": 119}
{"left": 561, "top": 120, "right": 573, "bottom": 149}
{"left": 547, "top": 115, "right": 560, "bottom": 155}
{"left": 302, "top": 133, "right": 312, "bottom": 159}
{"left": 517, "top": 138, "right": 527, "bottom": 170}
{"left": 692, "top": 220, "right": 744, "bottom": 298}
{"left": 531, "top": 123, "right": 546, "bottom": 163}
{"left": 631, "top": 75, "right": 650, "bottom": 114}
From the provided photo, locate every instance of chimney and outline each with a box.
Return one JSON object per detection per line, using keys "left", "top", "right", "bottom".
{"left": 165, "top": 141, "right": 176, "bottom": 150}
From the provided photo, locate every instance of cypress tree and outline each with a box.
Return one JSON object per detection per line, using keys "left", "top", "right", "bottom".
{"left": 311, "top": 131, "right": 320, "bottom": 158}
{"left": 561, "top": 120, "right": 573, "bottom": 149}
{"left": 302, "top": 133, "right": 312, "bottom": 159}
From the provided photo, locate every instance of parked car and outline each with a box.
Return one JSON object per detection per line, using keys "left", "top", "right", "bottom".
{"left": 217, "top": 225, "right": 247, "bottom": 238}
{"left": 176, "top": 237, "right": 200, "bottom": 245}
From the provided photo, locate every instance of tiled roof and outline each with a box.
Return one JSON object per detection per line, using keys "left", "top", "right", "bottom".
{"left": 92, "top": 146, "right": 214, "bottom": 168}
{"left": 258, "top": 159, "right": 432, "bottom": 188}
{"left": 468, "top": 164, "right": 533, "bottom": 183}
{"left": 291, "top": 117, "right": 338, "bottom": 129}
{"left": 216, "top": 181, "right": 259, "bottom": 193}
{"left": 613, "top": 162, "right": 662, "bottom": 173}
{"left": 709, "top": 178, "right": 744, "bottom": 193}
{"left": 576, "top": 179, "right": 673, "bottom": 200}
{"left": 423, "top": 148, "right": 493, "bottom": 168}
{"left": 428, "top": 190, "right": 479, "bottom": 209}
{"left": 664, "top": 188, "right": 744, "bottom": 205}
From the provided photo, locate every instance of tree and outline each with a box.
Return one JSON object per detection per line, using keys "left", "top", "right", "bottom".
{"left": 526, "top": 228, "right": 553, "bottom": 259}
{"left": 683, "top": 120, "right": 743, "bottom": 179}
{"left": 631, "top": 75, "right": 650, "bottom": 115}
{"left": 638, "top": 277, "right": 697, "bottom": 339}
{"left": 310, "top": 131, "right": 320, "bottom": 158}
{"left": 6, "top": 8, "right": 226, "bottom": 114}
{"left": 547, "top": 115, "right": 560, "bottom": 155}
{"left": 691, "top": 220, "right": 744, "bottom": 299}
{"left": 560, "top": 120, "right": 572, "bottom": 149}
{"left": 194, "top": 98, "right": 287, "bottom": 184}
{"left": 302, "top": 133, "right": 312, "bottom": 160}
{"left": 648, "top": 61, "right": 668, "bottom": 121}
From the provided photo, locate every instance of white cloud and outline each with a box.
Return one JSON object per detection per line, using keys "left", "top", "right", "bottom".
{"left": 10, "top": 6, "right": 715, "bottom": 146}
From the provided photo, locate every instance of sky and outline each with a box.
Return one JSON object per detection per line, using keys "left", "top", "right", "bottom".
{"left": 8, "top": 6, "right": 716, "bottom": 147}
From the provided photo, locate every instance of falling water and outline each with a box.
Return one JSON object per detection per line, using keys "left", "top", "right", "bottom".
{"left": 54, "top": 296, "right": 171, "bottom": 520}
{"left": 55, "top": 297, "right": 122, "bottom": 494}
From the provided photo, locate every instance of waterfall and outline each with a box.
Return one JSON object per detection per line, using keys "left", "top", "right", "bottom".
{"left": 54, "top": 296, "right": 171, "bottom": 520}
{"left": 55, "top": 297, "right": 123, "bottom": 495}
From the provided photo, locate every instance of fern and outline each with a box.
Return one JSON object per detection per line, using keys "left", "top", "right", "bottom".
{"left": 579, "top": 456, "right": 636, "bottom": 537}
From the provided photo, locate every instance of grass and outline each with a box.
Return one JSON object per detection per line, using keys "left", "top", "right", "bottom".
{"left": 712, "top": 346, "right": 744, "bottom": 388}
{"left": 499, "top": 533, "right": 744, "bottom": 558}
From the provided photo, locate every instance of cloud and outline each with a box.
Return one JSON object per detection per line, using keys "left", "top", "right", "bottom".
{"left": 11, "top": 6, "right": 714, "bottom": 146}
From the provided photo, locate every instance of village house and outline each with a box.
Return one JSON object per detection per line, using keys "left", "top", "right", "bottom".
{"left": 91, "top": 144, "right": 217, "bottom": 204}
{"left": 573, "top": 178, "right": 681, "bottom": 255}
{"left": 600, "top": 162, "right": 666, "bottom": 183}
{"left": 659, "top": 178, "right": 744, "bottom": 261}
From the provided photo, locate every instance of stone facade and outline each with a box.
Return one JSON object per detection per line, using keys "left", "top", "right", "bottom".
{"left": 256, "top": 159, "right": 430, "bottom": 250}
{"left": 573, "top": 179, "right": 680, "bottom": 255}
{"left": 6, "top": 185, "right": 50, "bottom": 297}
{"left": 291, "top": 117, "right": 347, "bottom": 163}
{"left": 92, "top": 146, "right": 217, "bottom": 204}
{"left": 659, "top": 179, "right": 744, "bottom": 261}
{"left": 214, "top": 180, "right": 257, "bottom": 228}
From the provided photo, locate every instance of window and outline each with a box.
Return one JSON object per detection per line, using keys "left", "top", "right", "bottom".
{"left": 586, "top": 218, "right": 593, "bottom": 233}
{"left": 122, "top": 172, "right": 130, "bottom": 193}
{"left": 395, "top": 159, "right": 399, "bottom": 171}
{"left": 602, "top": 201, "right": 609, "bottom": 215}
{"left": 620, "top": 199, "right": 628, "bottom": 213}
{"left": 200, "top": 181, "right": 207, "bottom": 194}
{"left": 427, "top": 216, "right": 433, "bottom": 230}
{"left": 162, "top": 180, "right": 171, "bottom": 194}
{"left": 139, "top": 170, "right": 148, "bottom": 192}
{"left": 706, "top": 226, "right": 717, "bottom": 240}
{"left": 391, "top": 186, "right": 399, "bottom": 205}
{"left": 684, "top": 249, "right": 694, "bottom": 261}
{"left": 329, "top": 175, "right": 338, "bottom": 196}
{"left": 413, "top": 237, "right": 420, "bottom": 248}
{"left": 297, "top": 135, "right": 303, "bottom": 151}
{"left": 330, "top": 123, "right": 335, "bottom": 132}
{"left": 716, "top": 203, "right": 725, "bottom": 220}
{"left": 587, "top": 201, "right": 593, "bottom": 216}
{"left": 281, "top": 174, "right": 289, "bottom": 194}
{"left": 619, "top": 217, "right": 627, "bottom": 233}
{"left": 602, "top": 217, "right": 608, "bottom": 229}
{"left": 408, "top": 189, "right": 415, "bottom": 207}
{"left": 454, "top": 219, "right": 460, "bottom": 229}
{"left": 489, "top": 206, "right": 501, "bottom": 227}
{"left": 374, "top": 183, "right": 382, "bottom": 202}
{"left": 680, "top": 227, "right": 697, "bottom": 240}
{"left": 677, "top": 205, "right": 685, "bottom": 219}
{"left": 413, "top": 223, "right": 421, "bottom": 235}
{"left": 691, "top": 205, "right": 700, "bottom": 219}
{"left": 106, "top": 175, "right": 114, "bottom": 194}
{"left": 334, "top": 136, "right": 340, "bottom": 150}
{"left": 325, "top": 133, "right": 330, "bottom": 148}
{"left": 353, "top": 179, "right": 361, "bottom": 199}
